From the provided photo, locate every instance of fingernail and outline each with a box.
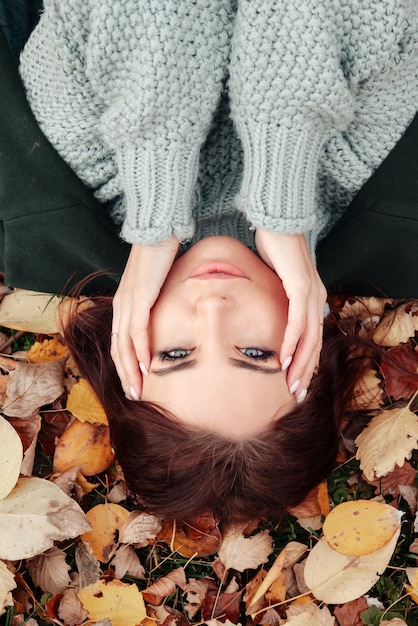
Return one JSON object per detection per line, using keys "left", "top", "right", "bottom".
{"left": 296, "top": 388, "right": 307, "bottom": 403}
{"left": 282, "top": 356, "right": 292, "bottom": 371}
{"left": 289, "top": 379, "right": 300, "bottom": 395}
{"left": 139, "top": 362, "right": 149, "bottom": 377}
{"left": 129, "top": 386, "right": 140, "bottom": 401}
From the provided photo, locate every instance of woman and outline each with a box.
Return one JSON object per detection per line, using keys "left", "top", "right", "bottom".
{"left": 1, "top": 1, "right": 418, "bottom": 520}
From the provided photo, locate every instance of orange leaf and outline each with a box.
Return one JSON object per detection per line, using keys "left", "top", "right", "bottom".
{"left": 156, "top": 515, "right": 222, "bottom": 557}
{"left": 81, "top": 503, "right": 130, "bottom": 562}
{"left": 53, "top": 419, "right": 114, "bottom": 476}
{"left": 27, "top": 338, "right": 68, "bottom": 363}
{"left": 66, "top": 378, "right": 108, "bottom": 425}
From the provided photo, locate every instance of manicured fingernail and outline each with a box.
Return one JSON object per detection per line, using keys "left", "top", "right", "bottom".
{"left": 139, "top": 362, "right": 149, "bottom": 377}
{"left": 129, "top": 386, "right": 140, "bottom": 401}
{"left": 296, "top": 388, "right": 307, "bottom": 403}
{"left": 282, "top": 356, "right": 292, "bottom": 371}
{"left": 289, "top": 379, "right": 300, "bottom": 395}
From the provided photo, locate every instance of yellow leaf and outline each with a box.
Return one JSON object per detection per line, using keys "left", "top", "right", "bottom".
{"left": 405, "top": 568, "right": 418, "bottom": 604}
{"left": 317, "top": 480, "right": 331, "bottom": 517}
{"left": 79, "top": 579, "right": 147, "bottom": 626}
{"left": 53, "top": 419, "right": 114, "bottom": 476}
{"left": 304, "top": 527, "right": 400, "bottom": 604}
{"left": 66, "top": 378, "right": 108, "bottom": 425}
{"left": 0, "top": 415, "right": 23, "bottom": 500}
{"left": 81, "top": 503, "right": 130, "bottom": 563}
{"left": 323, "top": 500, "right": 402, "bottom": 556}
{"left": 355, "top": 400, "right": 418, "bottom": 481}
{"left": 27, "top": 338, "right": 68, "bottom": 363}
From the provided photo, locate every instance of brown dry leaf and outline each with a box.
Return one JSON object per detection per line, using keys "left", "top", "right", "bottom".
{"left": 381, "top": 342, "right": 418, "bottom": 400}
{"left": 27, "top": 338, "right": 68, "bottom": 363}
{"left": 201, "top": 577, "right": 243, "bottom": 624}
{"left": 381, "top": 619, "right": 408, "bottom": 625}
{"left": 304, "top": 527, "right": 400, "bottom": 604}
{"left": 285, "top": 601, "right": 335, "bottom": 625}
{"left": 0, "top": 476, "right": 91, "bottom": 560}
{"left": 157, "top": 515, "right": 222, "bottom": 557}
{"left": 66, "top": 378, "right": 108, "bottom": 425}
{"left": 118, "top": 510, "right": 162, "bottom": 547}
{"left": 37, "top": 409, "right": 72, "bottom": 456}
{"left": 3, "top": 360, "right": 65, "bottom": 417}
{"left": 53, "top": 418, "right": 114, "bottom": 476}
{"left": 246, "top": 542, "right": 308, "bottom": 613}
{"left": 183, "top": 578, "right": 208, "bottom": 619}
{"left": 78, "top": 578, "right": 147, "bottom": 626}
{"left": 28, "top": 546, "right": 71, "bottom": 595}
{"left": 81, "top": 503, "right": 130, "bottom": 563}
{"left": 288, "top": 486, "right": 322, "bottom": 519}
{"left": 142, "top": 567, "right": 187, "bottom": 605}
{"left": 355, "top": 399, "right": 418, "bottom": 480}
{"left": 322, "top": 500, "right": 402, "bottom": 556}
{"left": 75, "top": 540, "right": 101, "bottom": 589}
{"left": 405, "top": 567, "right": 418, "bottom": 603}
{"left": 333, "top": 596, "right": 368, "bottom": 626}
{"left": 111, "top": 545, "right": 145, "bottom": 580}
{"left": 373, "top": 300, "right": 418, "bottom": 346}
{"left": 0, "top": 289, "right": 64, "bottom": 334}
{"left": 365, "top": 461, "right": 417, "bottom": 499}
{"left": 57, "top": 588, "right": 88, "bottom": 626}
{"left": 399, "top": 485, "right": 418, "bottom": 514}
{"left": 339, "top": 297, "right": 393, "bottom": 321}
{"left": 0, "top": 414, "right": 23, "bottom": 500}
{"left": 0, "top": 559, "right": 16, "bottom": 616}
{"left": 348, "top": 368, "right": 383, "bottom": 411}
{"left": 9, "top": 414, "right": 41, "bottom": 477}
{"left": 218, "top": 522, "right": 273, "bottom": 572}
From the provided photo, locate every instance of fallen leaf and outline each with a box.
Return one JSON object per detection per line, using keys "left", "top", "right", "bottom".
{"left": 404, "top": 567, "right": 418, "bottom": 603}
{"left": 322, "top": 500, "right": 401, "bottom": 556}
{"left": 218, "top": 522, "right": 273, "bottom": 572}
{"left": 81, "top": 503, "right": 130, "bottom": 563}
{"left": 75, "top": 540, "right": 101, "bottom": 589}
{"left": 285, "top": 601, "right": 335, "bottom": 625}
{"left": 365, "top": 462, "right": 417, "bottom": 499}
{"left": 333, "top": 596, "right": 369, "bottom": 626}
{"left": 381, "top": 342, "right": 418, "bottom": 400}
{"left": 27, "top": 338, "right": 68, "bottom": 363}
{"left": 111, "top": 545, "right": 145, "bottom": 580}
{"left": 0, "top": 415, "right": 23, "bottom": 499}
{"left": 118, "top": 510, "right": 162, "bottom": 547}
{"left": 355, "top": 399, "right": 418, "bottom": 480}
{"left": 380, "top": 619, "right": 408, "bottom": 625}
{"left": 78, "top": 579, "right": 147, "bottom": 626}
{"left": 201, "top": 577, "right": 243, "bottom": 623}
{"left": 53, "top": 418, "right": 114, "bottom": 476}
{"left": 348, "top": 368, "right": 383, "bottom": 411}
{"left": 0, "top": 560, "right": 16, "bottom": 615}
{"left": 57, "top": 588, "right": 88, "bottom": 626}
{"left": 288, "top": 486, "right": 322, "bottom": 519}
{"left": 373, "top": 300, "right": 418, "bottom": 346}
{"left": 37, "top": 409, "right": 72, "bottom": 456}
{"left": 183, "top": 578, "right": 208, "bottom": 619}
{"left": 142, "top": 567, "right": 187, "bottom": 605}
{"left": 10, "top": 413, "right": 41, "bottom": 477}
{"left": 304, "top": 527, "right": 400, "bottom": 604}
{"left": 28, "top": 547, "right": 71, "bottom": 595}
{"left": 339, "top": 297, "right": 392, "bottom": 321}
{"left": 3, "top": 360, "right": 65, "bottom": 417}
{"left": 0, "top": 289, "right": 63, "bottom": 334}
{"left": 0, "top": 477, "right": 91, "bottom": 560}
{"left": 66, "top": 378, "right": 108, "bottom": 425}
{"left": 157, "top": 515, "right": 222, "bottom": 557}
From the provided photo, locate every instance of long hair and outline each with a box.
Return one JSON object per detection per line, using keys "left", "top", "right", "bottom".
{"left": 63, "top": 297, "right": 382, "bottom": 523}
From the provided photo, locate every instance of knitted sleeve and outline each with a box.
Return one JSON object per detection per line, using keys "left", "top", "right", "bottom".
{"left": 87, "top": 1, "right": 232, "bottom": 244}
{"left": 229, "top": 0, "right": 356, "bottom": 234}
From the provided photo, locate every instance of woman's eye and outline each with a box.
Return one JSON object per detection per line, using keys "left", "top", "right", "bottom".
{"left": 240, "top": 348, "right": 275, "bottom": 361}
{"left": 158, "top": 349, "right": 191, "bottom": 361}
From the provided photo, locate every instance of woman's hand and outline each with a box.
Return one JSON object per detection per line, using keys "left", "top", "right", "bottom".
{"left": 111, "top": 235, "right": 180, "bottom": 400}
{"left": 255, "top": 229, "right": 327, "bottom": 400}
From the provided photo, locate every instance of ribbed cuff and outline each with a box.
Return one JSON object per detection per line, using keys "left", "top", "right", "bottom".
{"left": 118, "top": 143, "right": 200, "bottom": 245}
{"left": 234, "top": 120, "right": 325, "bottom": 233}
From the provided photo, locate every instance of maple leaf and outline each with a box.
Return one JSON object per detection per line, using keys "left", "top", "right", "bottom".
{"left": 355, "top": 395, "right": 418, "bottom": 480}
{"left": 218, "top": 522, "right": 273, "bottom": 572}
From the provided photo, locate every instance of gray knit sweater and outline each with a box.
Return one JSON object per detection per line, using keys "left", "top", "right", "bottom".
{"left": 19, "top": 0, "right": 418, "bottom": 255}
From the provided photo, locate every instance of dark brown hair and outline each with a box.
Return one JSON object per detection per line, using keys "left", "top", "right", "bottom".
{"left": 63, "top": 297, "right": 377, "bottom": 523}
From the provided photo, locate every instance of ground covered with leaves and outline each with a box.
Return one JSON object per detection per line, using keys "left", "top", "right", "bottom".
{"left": 0, "top": 292, "right": 418, "bottom": 626}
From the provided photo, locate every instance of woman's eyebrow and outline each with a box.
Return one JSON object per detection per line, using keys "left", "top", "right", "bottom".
{"left": 229, "top": 358, "right": 281, "bottom": 374}
{"left": 150, "top": 360, "right": 197, "bottom": 375}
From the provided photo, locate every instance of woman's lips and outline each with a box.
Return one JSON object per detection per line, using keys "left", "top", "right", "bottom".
{"left": 188, "top": 262, "right": 249, "bottom": 279}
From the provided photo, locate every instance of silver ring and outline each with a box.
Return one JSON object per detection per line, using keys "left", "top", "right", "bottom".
{"left": 111, "top": 332, "right": 118, "bottom": 338}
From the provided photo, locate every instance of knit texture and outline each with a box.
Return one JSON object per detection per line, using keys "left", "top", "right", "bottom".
{"left": 19, "top": 0, "right": 418, "bottom": 253}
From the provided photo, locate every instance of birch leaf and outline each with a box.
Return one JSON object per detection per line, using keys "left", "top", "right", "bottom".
{"left": 355, "top": 402, "right": 418, "bottom": 480}
{"left": 3, "top": 360, "right": 65, "bottom": 417}
{"left": 0, "top": 560, "right": 16, "bottom": 615}
{"left": 304, "top": 528, "right": 400, "bottom": 604}
{"left": 118, "top": 510, "right": 162, "bottom": 547}
{"left": 0, "top": 415, "right": 23, "bottom": 500}
{"left": 78, "top": 579, "right": 147, "bottom": 626}
{"left": 28, "top": 546, "right": 71, "bottom": 595}
{"left": 322, "top": 500, "right": 402, "bottom": 556}
{"left": 81, "top": 503, "right": 130, "bottom": 563}
{"left": 0, "top": 477, "right": 91, "bottom": 560}
{"left": 66, "top": 378, "right": 108, "bottom": 425}
{"left": 218, "top": 522, "right": 273, "bottom": 572}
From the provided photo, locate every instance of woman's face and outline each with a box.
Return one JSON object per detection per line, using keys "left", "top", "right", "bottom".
{"left": 141, "top": 237, "right": 295, "bottom": 438}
